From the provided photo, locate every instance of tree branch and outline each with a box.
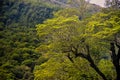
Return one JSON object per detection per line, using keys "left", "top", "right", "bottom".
{"left": 67, "top": 53, "right": 74, "bottom": 63}
{"left": 65, "top": 44, "right": 107, "bottom": 80}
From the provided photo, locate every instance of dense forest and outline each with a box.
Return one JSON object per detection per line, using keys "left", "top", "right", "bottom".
{"left": 0, "top": 0, "right": 57, "bottom": 80}
{"left": 0, "top": 0, "right": 120, "bottom": 80}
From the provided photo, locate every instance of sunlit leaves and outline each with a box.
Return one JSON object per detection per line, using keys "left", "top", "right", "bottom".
{"left": 35, "top": 8, "right": 120, "bottom": 80}
{"left": 98, "top": 59, "right": 116, "bottom": 80}
{"left": 34, "top": 53, "right": 99, "bottom": 80}
{"left": 36, "top": 10, "right": 83, "bottom": 53}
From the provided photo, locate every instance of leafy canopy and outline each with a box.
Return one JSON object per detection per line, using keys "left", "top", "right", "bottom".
{"left": 36, "top": 9, "right": 120, "bottom": 80}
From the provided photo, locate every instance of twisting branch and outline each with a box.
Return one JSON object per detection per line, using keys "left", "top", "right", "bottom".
{"left": 85, "top": 45, "right": 107, "bottom": 80}
{"left": 65, "top": 44, "right": 107, "bottom": 80}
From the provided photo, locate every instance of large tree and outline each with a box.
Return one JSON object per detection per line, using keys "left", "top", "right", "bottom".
{"left": 36, "top": 8, "right": 120, "bottom": 80}
{"left": 67, "top": 0, "right": 90, "bottom": 19}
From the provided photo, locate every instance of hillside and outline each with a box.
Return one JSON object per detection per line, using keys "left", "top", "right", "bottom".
{"left": 0, "top": 0, "right": 59, "bottom": 28}
{"left": 0, "top": 0, "right": 101, "bottom": 27}
{"left": 0, "top": 0, "right": 57, "bottom": 80}
{"left": 0, "top": 0, "right": 103, "bottom": 80}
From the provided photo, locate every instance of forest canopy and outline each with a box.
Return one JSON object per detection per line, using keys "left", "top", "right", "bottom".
{"left": 0, "top": 0, "right": 120, "bottom": 80}
{"left": 35, "top": 3, "right": 120, "bottom": 80}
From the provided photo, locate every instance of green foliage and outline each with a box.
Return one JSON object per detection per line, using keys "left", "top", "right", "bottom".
{"left": 22, "top": 59, "right": 35, "bottom": 68}
{"left": 35, "top": 9, "right": 120, "bottom": 80}
{"left": 0, "top": 68, "right": 14, "bottom": 80}
{"left": 0, "top": 0, "right": 120, "bottom": 80}
{"left": 0, "top": 0, "right": 60, "bottom": 79}
{"left": 12, "top": 65, "right": 34, "bottom": 80}
{"left": 34, "top": 53, "right": 99, "bottom": 80}
{"left": 98, "top": 59, "right": 116, "bottom": 80}
{"left": 86, "top": 11, "right": 120, "bottom": 40}
{"left": 36, "top": 9, "right": 83, "bottom": 54}
{"left": 0, "top": 25, "right": 41, "bottom": 79}
{"left": 1, "top": 0, "right": 57, "bottom": 27}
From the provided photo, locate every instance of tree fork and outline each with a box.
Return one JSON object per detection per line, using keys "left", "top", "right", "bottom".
{"left": 86, "top": 45, "right": 107, "bottom": 80}
{"left": 85, "top": 54, "right": 107, "bottom": 80}
{"left": 67, "top": 45, "right": 108, "bottom": 80}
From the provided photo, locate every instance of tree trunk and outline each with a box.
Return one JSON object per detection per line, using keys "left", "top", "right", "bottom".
{"left": 86, "top": 55, "right": 107, "bottom": 80}
{"left": 68, "top": 45, "right": 107, "bottom": 80}
{"left": 116, "top": 64, "right": 120, "bottom": 80}
{"left": 116, "top": 47, "right": 120, "bottom": 80}
{"left": 85, "top": 45, "right": 107, "bottom": 80}
{"left": 110, "top": 42, "right": 120, "bottom": 80}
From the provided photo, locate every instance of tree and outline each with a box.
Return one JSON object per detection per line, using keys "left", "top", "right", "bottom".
{"left": 86, "top": 11, "right": 120, "bottom": 80}
{"left": 34, "top": 52, "right": 103, "bottom": 80}
{"left": 36, "top": 9, "right": 120, "bottom": 80}
{"left": 105, "top": 0, "right": 120, "bottom": 9}
{"left": 67, "top": 0, "right": 90, "bottom": 19}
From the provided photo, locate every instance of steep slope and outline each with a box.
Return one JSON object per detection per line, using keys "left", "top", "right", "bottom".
{"left": 0, "top": 0, "right": 58, "bottom": 27}
{"left": 0, "top": 0, "right": 102, "bottom": 80}
{"left": 40, "top": 0, "right": 101, "bottom": 11}
{"left": 0, "top": 0, "right": 101, "bottom": 28}
{"left": 0, "top": 0, "right": 58, "bottom": 80}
